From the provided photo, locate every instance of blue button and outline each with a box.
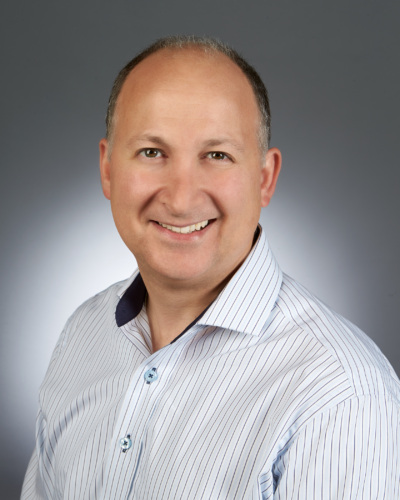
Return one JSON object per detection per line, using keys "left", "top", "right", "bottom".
{"left": 144, "top": 367, "right": 158, "bottom": 384}
{"left": 120, "top": 435, "right": 132, "bottom": 452}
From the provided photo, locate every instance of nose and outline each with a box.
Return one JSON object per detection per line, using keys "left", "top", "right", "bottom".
{"left": 161, "top": 159, "right": 203, "bottom": 216}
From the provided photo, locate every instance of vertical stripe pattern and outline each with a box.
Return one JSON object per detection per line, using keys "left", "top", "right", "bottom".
{"left": 21, "top": 228, "right": 400, "bottom": 499}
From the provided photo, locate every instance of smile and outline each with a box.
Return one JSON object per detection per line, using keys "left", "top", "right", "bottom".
{"left": 157, "top": 219, "right": 210, "bottom": 234}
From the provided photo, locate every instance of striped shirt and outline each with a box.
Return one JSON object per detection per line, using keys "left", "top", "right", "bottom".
{"left": 22, "top": 227, "right": 400, "bottom": 499}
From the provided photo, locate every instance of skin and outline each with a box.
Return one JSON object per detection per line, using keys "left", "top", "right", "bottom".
{"left": 100, "top": 48, "right": 281, "bottom": 351}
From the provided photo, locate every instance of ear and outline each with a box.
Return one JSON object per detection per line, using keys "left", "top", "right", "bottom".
{"left": 99, "top": 138, "right": 111, "bottom": 200}
{"left": 260, "top": 147, "right": 282, "bottom": 207}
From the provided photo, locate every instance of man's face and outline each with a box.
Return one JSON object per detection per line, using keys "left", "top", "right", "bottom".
{"left": 100, "top": 49, "right": 281, "bottom": 290}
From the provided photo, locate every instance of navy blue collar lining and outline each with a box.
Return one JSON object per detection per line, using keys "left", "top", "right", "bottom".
{"left": 115, "top": 274, "right": 147, "bottom": 327}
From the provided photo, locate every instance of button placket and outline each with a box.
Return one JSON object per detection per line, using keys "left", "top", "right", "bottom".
{"left": 103, "top": 340, "right": 194, "bottom": 499}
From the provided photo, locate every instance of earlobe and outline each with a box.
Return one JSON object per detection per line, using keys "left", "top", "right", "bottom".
{"left": 99, "top": 138, "right": 111, "bottom": 200}
{"left": 260, "top": 147, "right": 282, "bottom": 207}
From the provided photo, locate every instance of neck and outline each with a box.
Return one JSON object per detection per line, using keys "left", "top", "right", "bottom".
{"left": 143, "top": 273, "right": 228, "bottom": 352}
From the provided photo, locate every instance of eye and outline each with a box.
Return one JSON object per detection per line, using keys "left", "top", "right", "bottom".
{"left": 207, "top": 151, "right": 230, "bottom": 161}
{"left": 140, "top": 148, "right": 162, "bottom": 158}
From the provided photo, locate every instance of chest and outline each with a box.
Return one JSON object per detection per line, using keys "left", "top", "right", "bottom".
{"left": 40, "top": 326, "right": 320, "bottom": 499}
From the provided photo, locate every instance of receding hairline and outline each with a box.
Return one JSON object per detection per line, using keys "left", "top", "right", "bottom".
{"left": 105, "top": 36, "right": 271, "bottom": 153}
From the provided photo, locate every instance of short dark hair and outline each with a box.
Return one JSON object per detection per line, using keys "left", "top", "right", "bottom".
{"left": 105, "top": 35, "right": 271, "bottom": 152}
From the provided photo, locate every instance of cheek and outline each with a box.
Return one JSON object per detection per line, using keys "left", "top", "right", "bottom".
{"left": 219, "top": 173, "right": 261, "bottom": 215}
{"left": 110, "top": 169, "right": 151, "bottom": 209}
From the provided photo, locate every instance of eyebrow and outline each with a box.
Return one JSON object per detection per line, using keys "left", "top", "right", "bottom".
{"left": 126, "top": 134, "right": 245, "bottom": 152}
{"left": 126, "top": 135, "right": 169, "bottom": 150}
{"left": 202, "top": 138, "right": 245, "bottom": 152}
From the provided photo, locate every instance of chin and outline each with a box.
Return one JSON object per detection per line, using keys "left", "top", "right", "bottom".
{"left": 159, "top": 266, "right": 209, "bottom": 284}
{"left": 147, "top": 256, "right": 217, "bottom": 285}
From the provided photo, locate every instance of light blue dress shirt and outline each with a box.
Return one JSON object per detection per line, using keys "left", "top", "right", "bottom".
{"left": 22, "top": 227, "right": 400, "bottom": 499}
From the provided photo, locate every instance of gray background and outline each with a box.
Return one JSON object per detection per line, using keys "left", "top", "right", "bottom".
{"left": 1, "top": 1, "right": 399, "bottom": 497}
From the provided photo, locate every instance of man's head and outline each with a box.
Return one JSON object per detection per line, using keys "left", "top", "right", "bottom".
{"left": 105, "top": 35, "right": 271, "bottom": 155}
{"left": 99, "top": 37, "right": 281, "bottom": 292}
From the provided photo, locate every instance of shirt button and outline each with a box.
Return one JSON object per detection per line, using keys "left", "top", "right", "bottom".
{"left": 144, "top": 367, "right": 158, "bottom": 384}
{"left": 120, "top": 435, "right": 132, "bottom": 452}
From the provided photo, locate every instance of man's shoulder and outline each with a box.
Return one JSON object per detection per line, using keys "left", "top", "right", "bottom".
{"left": 275, "top": 273, "right": 400, "bottom": 402}
{"left": 52, "top": 273, "right": 138, "bottom": 356}
{"left": 71, "top": 275, "right": 135, "bottom": 320}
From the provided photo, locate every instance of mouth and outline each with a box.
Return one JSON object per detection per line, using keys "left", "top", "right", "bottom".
{"left": 156, "top": 219, "right": 212, "bottom": 234}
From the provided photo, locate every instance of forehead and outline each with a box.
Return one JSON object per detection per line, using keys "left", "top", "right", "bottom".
{"left": 115, "top": 48, "right": 260, "bottom": 128}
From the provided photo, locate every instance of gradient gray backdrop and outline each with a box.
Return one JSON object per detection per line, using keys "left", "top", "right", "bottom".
{"left": 1, "top": 1, "right": 399, "bottom": 497}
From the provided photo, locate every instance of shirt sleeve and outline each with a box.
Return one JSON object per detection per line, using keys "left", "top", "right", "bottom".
{"left": 20, "top": 314, "right": 77, "bottom": 500}
{"left": 272, "top": 395, "right": 400, "bottom": 499}
{"left": 20, "top": 442, "right": 47, "bottom": 499}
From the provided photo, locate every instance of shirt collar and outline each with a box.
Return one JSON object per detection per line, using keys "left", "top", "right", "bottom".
{"left": 115, "top": 225, "right": 282, "bottom": 335}
{"left": 198, "top": 225, "right": 282, "bottom": 336}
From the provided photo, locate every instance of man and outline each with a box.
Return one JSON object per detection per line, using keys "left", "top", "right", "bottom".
{"left": 22, "top": 36, "right": 399, "bottom": 499}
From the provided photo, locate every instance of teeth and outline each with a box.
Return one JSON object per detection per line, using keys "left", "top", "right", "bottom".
{"left": 158, "top": 219, "right": 209, "bottom": 234}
